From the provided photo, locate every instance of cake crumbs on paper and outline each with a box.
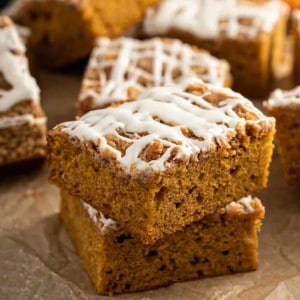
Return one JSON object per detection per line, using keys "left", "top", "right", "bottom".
{"left": 24, "top": 188, "right": 43, "bottom": 199}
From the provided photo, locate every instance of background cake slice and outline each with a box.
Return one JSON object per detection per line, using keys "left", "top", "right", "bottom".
{"left": 60, "top": 189, "right": 265, "bottom": 295}
{"left": 6, "top": 0, "right": 160, "bottom": 68}
{"left": 141, "top": 0, "right": 289, "bottom": 98}
{"left": 47, "top": 80, "right": 275, "bottom": 244}
{"left": 0, "top": 16, "right": 46, "bottom": 168}
{"left": 264, "top": 87, "right": 300, "bottom": 184}
{"left": 78, "top": 37, "right": 232, "bottom": 115}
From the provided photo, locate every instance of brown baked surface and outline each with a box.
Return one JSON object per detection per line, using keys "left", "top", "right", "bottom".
{"left": 60, "top": 188, "right": 265, "bottom": 295}
{"left": 0, "top": 16, "right": 47, "bottom": 168}
{"left": 8, "top": 0, "right": 159, "bottom": 67}
{"left": 77, "top": 37, "right": 232, "bottom": 116}
{"left": 48, "top": 81, "right": 275, "bottom": 244}
{"left": 141, "top": 1, "right": 288, "bottom": 98}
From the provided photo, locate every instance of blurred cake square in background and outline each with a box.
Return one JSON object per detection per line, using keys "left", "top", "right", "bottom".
{"left": 264, "top": 87, "right": 300, "bottom": 184}
{"left": 141, "top": 0, "right": 289, "bottom": 98}
{"left": 77, "top": 37, "right": 232, "bottom": 115}
{"left": 0, "top": 16, "right": 46, "bottom": 169}
{"left": 5, "top": 0, "right": 160, "bottom": 67}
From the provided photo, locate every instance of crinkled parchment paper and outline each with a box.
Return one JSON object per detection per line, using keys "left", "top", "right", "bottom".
{"left": 0, "top": 72, "right": 299, "bottom": 300}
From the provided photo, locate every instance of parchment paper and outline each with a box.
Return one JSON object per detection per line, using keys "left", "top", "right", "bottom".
{"left": 0, "top": 71, "right": 299, "bottom": 300}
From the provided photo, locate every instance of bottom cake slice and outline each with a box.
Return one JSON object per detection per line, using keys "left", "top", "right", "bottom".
{"left": 60, "top": 189, "right": 265, "bottom": 296}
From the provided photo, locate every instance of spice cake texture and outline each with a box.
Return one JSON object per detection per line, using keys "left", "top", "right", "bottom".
{"left": 78, "top": 37, "right": 232, "bottom": 115}
{"left": 7, "top": 0, "right": 159, "bottom": 67}
{"left": 48, "top": 80, "right": 275, "bottom": 244}
{"left": 141, "top": 0, "right": 289, "bottom": 98}
{"left": 264, "top": 87, "right": 300, "bottom": 184}
{"left": 293, "top": 9, "right": 300, "bottom": 83}
{"left": 60, "top": 188, "right": 265, "bottom": 295}
{"left": 0, "top": 16, "right": 46, "bottom": 168}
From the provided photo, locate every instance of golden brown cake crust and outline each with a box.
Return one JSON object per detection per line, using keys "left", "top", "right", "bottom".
{"left": 48, "top": 82, "right": 274, "bottom": 244}
{"left": 60, "top": 189, "right": 265, "bottom": 295}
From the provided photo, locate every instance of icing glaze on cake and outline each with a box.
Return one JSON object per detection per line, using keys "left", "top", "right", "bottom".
{"left": 82, "top": 201, "right": 119, "bottom": 235}
{"left": 0, "top": 18, "right": 40, "bottom": 113}
{"left": 143, "top": 0, "right": 284, "bottom": 39}
{"left": 0, "top": 114, "right": 46, "bottom": 129}
{"left": 266, "top": 87, "right": 300, "bottom": 107}
{"left": 62, "top": 79, "right": 274, "bottom": 173}
{"left": 79, "top": 37, "right": 230, "bottom": 109}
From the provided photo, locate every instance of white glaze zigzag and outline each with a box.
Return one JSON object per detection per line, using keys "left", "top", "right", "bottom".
{"left": 63, "top": 79, "right": 274, "bottom": 173}
{"left": 79, "top": 37, "right": 230, "bottom": 108}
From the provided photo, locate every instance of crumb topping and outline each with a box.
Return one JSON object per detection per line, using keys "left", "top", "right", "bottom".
{"left": 62, "top": 79, "right": 274, "bottom": 173}
{"left": 79, "top": 37, "right": 230, "bottom": 108}
{"left": 143, "top": 0, "right": 285, "bottom": 39}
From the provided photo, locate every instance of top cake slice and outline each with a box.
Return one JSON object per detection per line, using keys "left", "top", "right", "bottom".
{"left": 0, "top": 16, "right": 46, "bottom": 168}
{"left": 141, "top": 0, "right": 289, "bottom": 98}
{"left": 48, "top": 79, "right": 275, "bottom": 244}
{"left": 77, "top": 37, "right": 232, "bottom": 116}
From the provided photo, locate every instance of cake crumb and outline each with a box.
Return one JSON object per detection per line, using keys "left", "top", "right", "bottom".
{"left": 24, "top": 188, "right": 42, "bottom": 199}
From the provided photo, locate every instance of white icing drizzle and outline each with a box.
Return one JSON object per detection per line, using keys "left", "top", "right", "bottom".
{"left": 0, "top": 114, "right": 46, "bottom": 129}
{"left": 81, "top": 201, "right": 119, "bottom": 235}
{"left": 79, "top": 37, "right": 230, "bottom": 108}
{"left": 266, "top": 87, "right": 300, "bottom": 108}
{"left": 62, "top": 79, "right": 273, "bottom": 173}
{"left": 143, "top": 0, "right": 284, "bottom": 39}
{"left": 226, "top": 195, "right": 255, "bottom": 214}
{"left": 0, "top": 22, "right": 40, "bottom": 113}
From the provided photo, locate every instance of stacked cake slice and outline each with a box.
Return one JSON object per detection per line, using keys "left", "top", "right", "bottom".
{"left": 61, "top": 189, "right": 265, "bottom": 295}
{"left": 0, "top": 16, "right": 46, "bottom": 168}
{"left": 47, "top": 77, "right": 274, "bottom": 294}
